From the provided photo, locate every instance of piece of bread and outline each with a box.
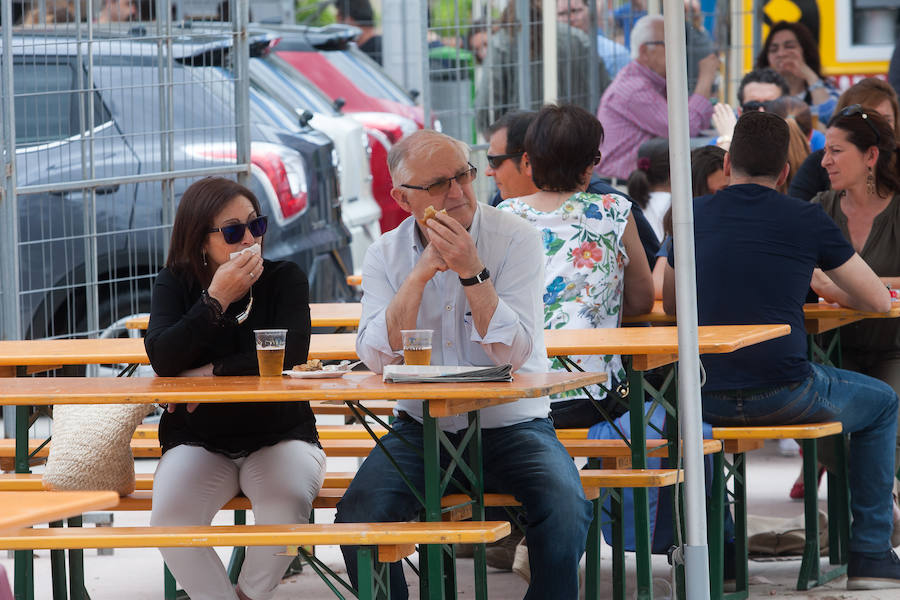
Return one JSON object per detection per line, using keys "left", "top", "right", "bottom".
{"left": 422, "top": 205, "right": 447, "bottom": 225}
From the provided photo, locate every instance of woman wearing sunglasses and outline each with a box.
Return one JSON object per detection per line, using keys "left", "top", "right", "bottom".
{"left": 809, "top": 106, "right": 900, "bottom": 546}
{"left": 144, "top": 177, "right": 325, "bottom": 600}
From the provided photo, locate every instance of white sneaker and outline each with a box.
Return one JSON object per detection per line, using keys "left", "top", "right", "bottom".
{"left": 511, "top": 537, "right": 529, "bottom": 583}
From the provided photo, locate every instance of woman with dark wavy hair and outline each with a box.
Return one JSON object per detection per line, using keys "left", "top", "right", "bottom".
{"left": 810, "top": 107, "right": 900, "bottom": 545}
{"left": 755, "top": 21, "right": 839, "bottom": 124}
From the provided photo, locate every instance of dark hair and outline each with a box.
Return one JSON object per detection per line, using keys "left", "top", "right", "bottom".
{"left": 828, "top": 109, "right": 900, "bottom": 196}
{"left": 690, "top": 146, "right": 726, "bottom": 197}
{"left": 498, "top": 0, "right": 543, "bottom": 60}
{"left": 626, "top": 138, "right": 670, "bottom": 210}
{"left": 767, "top": 96, "right": 814, "bottom": 137}
{"left": 737, "top": 68, "right": 790, "bottom": 105}
{"left": 166, "top": 177, "right": 263, "bottom": 286}
{"left": 730, "top": 111, "right": 790, "bottom": 178}
{"left": 524, "top": 104, "right": 603, "bottom": 192}
{"left": 836, "top": 78, "right": 900, "bottom": 140}
{"left": 755, "top": 21, "right": 824, "bottom": 81}
{"left": 336, "top": 0, "right": 374, "bottom": 24}
{"left": 488, "top": 110, "right": 536, "bottom": 167}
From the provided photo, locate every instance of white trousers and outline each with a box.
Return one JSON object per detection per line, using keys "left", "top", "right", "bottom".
{"left": 150, "top": 440, "right": 326, "bottom": 600}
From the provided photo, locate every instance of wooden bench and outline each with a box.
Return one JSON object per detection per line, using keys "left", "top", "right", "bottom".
{"left": 709, "top": 422, "right": 847, "bottom": 598}
{"left": 0, "top": 436, "right": 723, "bottom": 473}
{"left": 0, "top": 521, "right": 511, "bottom": 599}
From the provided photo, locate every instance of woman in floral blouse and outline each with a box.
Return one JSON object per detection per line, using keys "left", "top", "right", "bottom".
{"left": 498, "top": 104, "right": 654, "bottom": 427}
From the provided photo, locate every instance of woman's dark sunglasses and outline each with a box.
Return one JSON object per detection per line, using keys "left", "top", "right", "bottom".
{"left": 208, "top": 215, "right": 268, "bottom": 245}
{"left": 401, "top": 163, "right": 477, "bottom": 197}
{"left": 486, "top": 152, "right": 524, "bottom": 169}
{"left": 829, "top": 104, "right": 881, "bottom": 146}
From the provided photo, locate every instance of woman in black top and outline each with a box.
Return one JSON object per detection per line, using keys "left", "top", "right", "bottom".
{"left": 145, "top": 177, "right": 325, "bottom": 600}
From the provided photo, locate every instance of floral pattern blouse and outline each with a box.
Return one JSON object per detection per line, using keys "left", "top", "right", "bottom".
{"left": 497, "top": 191, "right": 631, "bottom": 400}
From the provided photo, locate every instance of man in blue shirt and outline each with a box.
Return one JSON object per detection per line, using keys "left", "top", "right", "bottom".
{"left": 664, "top": 111, "right": 900, "bottom": 589}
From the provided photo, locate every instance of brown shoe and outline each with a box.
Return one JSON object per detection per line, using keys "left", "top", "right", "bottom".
{"left": 485, "top": 530, "right": 524, "bottom": 571}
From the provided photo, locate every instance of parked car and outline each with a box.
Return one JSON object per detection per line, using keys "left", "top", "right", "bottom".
{"left": 6, "top": 27, "right": 352, "bottom": 340}
{"left": 268, "top": 24, "right": 427, "bottom": 232}
{"left": 243, "top": 37, "right": 381, "bottom": 273}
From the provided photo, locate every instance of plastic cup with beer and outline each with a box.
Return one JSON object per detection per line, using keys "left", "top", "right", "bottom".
{"left": 401, "top": 329, "right": 433, "bottom": 366}
{"left": 254, "top": 329, "right": 287, "bottom": 377}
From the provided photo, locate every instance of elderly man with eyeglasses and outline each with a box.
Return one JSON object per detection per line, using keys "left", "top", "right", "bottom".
{"left": 595, "top": 14, "right": 719, "bottom": 183}
{"left": 334, "top": 129, "right": 593, "bottom": 598}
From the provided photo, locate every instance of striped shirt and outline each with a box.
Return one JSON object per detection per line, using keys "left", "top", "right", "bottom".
{"left": 595, "top": 60, "right": 713, "bottom": 180}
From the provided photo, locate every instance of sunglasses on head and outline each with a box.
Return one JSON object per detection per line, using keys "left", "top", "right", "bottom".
{"left": 401, "top": 163, "right": 477, "bottom": 197}
{"left": 829, "top": 104, "right": 881, "bottom": 146}
{"left": 208, "top": 215, "right": 268, "bottom": 245}
{"left": 486, "top": 152, "right": 524, "bottom": 169}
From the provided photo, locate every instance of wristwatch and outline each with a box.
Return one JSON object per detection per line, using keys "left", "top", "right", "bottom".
{"left": 459, "top": 266, "right": 490, "bottom": 287}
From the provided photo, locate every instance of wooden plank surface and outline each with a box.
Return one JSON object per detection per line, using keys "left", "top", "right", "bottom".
{"left": 0, "top": 325, "right": 789, "bottom": 371}
{"left": 0, "top": 371, "right": 605, "bottom": 412}
{"left": 126, "top": 303, "right": 364, "bottom": 331}
{"left": 0, "top": 521, "right": 512, "bottom": 550}
{"left": 711, "top": 421, "right": 843, "bottom": 440}
{"left": 0, "top": 491, "right": 119, "bottom": 531}
{"left": 579, "top": 469, "right": 684, "bottom": 488}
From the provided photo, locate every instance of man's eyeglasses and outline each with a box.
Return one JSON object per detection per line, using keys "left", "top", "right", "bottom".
{"left": 401, "top": 163, "right": 478, "bottom": 196}
{"left": 644, "top": 40, "right": 665, "bottom": 46}
{"left": 829, "top": 104, "right": 881, "bottom": 146}
{"left": 741, "top": 100, "right": 775, "bottom": 114}
{"left": 486, "top": 152, "right": 524, "bottom": 169}
{"left": 208, "top": 215, "right": 268, "bottom": 245}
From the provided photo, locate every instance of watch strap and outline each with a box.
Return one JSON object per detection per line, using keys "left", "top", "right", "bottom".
{"left": 459, "top": 267, "right": 490, "bottom": 286}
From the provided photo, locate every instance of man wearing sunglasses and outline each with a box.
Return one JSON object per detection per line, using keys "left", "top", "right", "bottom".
{"left": 335, "top": 130, "right": 593, "bottom": 598}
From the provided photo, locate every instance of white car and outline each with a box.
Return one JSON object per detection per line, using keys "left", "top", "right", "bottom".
{"left": 249, "top": 51, "right": 382, "bottom": 274}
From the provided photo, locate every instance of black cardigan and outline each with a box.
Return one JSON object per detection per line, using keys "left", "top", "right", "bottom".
{"left": 145, "top": 260, "right": 319, "bottom": 457}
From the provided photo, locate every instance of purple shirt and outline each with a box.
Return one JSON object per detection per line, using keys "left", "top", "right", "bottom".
{"left": 595, "top": 60, "right": 713, "bottom": 180}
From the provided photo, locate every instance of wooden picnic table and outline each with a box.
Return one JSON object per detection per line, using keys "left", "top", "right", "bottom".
{"left": 623, "top": 299, "right": 900, "bottom": 334}
{"left": 0, "top": 370, "right": 603, "bottom": 600}
{"left": 124, "top": 302, "right": 364, "bottom": 331}
{"left": 0, "top": 491, "right": 119, "bottom": 533}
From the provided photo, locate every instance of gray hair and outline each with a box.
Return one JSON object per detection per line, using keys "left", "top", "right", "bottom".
{"left": 387, "top": 129, "right": 470, "bottom": 187}
{"left": 630, "top": 15, "right": 664, "bottom": 60}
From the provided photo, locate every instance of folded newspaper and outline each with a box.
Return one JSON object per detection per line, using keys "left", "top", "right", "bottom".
{"left": 382, "top": 364, "right": 513, "bottom": 383}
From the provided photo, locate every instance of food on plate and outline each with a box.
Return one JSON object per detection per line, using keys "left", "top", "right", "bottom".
{"left": 293, "top": 359, "right": 323, "bottom": 372}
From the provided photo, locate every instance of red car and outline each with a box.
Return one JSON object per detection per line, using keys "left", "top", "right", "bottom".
{"left": 273, "top": 25, "right": 426, "bottom": 232}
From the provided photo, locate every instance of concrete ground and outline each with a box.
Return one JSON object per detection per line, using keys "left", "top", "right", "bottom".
{"left": 1, "top": 427, "right": 895, "bottom": 599}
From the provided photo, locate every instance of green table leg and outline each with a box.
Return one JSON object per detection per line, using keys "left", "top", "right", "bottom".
{"left": 708, "top": 453, "right": 724, "bottom": 600}
{"left": 49, "top": 521, "right": 67, "bottom": 600}
{"left": 357, "top": 546, "right": 388, "bottom": 600}
{"left": 226, "top": 510, "right": 247, "bottom": 584}
{"left": 627, "top": 363, "right": 653, "bottom": 600}
{"left": 66, "top": 517, "right": 85, "bottom": 600}
{"left": 14, "top": 405, "right": 33, "bottom": 600}
{"left": 467, "top": 412, "right": 488, "bottom": 600}
{"left": 611, "top": 489, "right": 625, "bottom": 600}
{"left": 420, "top": 401, "right": 444, "bottom": 600}
{"left": 584, "top": 496, "right": 602, "bottom": 600}
{"left": 163, "top": 565, "right": 177, "bottom": 600}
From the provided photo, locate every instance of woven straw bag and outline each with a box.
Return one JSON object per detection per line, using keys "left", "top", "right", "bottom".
{"left": 43, "top": 403, "right": 153, "bottom": 496}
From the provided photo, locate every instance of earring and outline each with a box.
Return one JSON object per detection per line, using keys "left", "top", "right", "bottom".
{"left": 202, "top": 251, "right": 208, "bottom": 267}
{"left": 867, "top": 166, "right": 875, "bottom": 196}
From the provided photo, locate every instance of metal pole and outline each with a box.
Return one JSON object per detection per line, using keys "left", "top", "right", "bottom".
{"left": 662, "top": 1, "right": 711, "bottom": 598}
{"left": 727, "top": 0, "right": 742, "bottom": 106}
{"left": 420, "top": 0, "right": 431, "bottom": 130}
{"left": 515, "top": 0, "right": 530, "bottom": 110}
{"left": 0, "top": 0, "right": 20, "bottom": 342}
{"left": 234, "top": 0, "right": 251, "bottom": 186}
{"left": 587, "top": 0, "right": 599, "bottom": 107}
{"left": 542, "top": 0, "right": 557, "bottom": 105}
{"left": 752, "top": 0, "right": 762, "bottom": 64}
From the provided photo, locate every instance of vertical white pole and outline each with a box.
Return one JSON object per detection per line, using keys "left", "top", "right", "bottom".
{"left": 543, "top": 0, "right": 558, "bottom": 104}
{"left": 663, "top": 0, "right": 712, "bottom": 598}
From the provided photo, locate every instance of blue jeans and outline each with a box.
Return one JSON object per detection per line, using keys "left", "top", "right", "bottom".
{"left": 702, "top": 363, "right": 899, "bottom": 554}
{"left": 335, "top": 417, "right": 593, "bottom": 599}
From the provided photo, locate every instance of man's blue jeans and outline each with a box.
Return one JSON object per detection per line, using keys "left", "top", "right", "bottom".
{"left": 334, "top": 417, "right": 593, "bottom": 599}
{"left": 701, "top": 363, "right": 899, "bottom": 554}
